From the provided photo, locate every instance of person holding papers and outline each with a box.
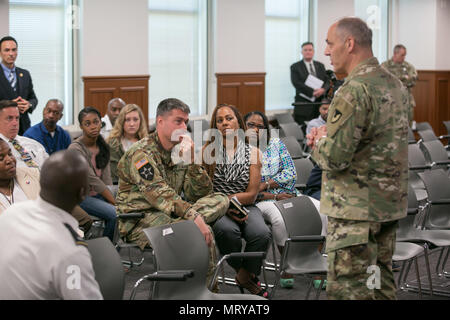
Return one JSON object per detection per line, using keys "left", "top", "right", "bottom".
{"left": 290, "top": 42, "right": 330, "bottom": 126}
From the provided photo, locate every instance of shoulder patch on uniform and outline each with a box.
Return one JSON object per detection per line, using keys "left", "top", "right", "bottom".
{"left": 64, "top": 223, "right": 88, "bottom": 247}
{"left": 135, "top": 159, "right": 154, "bottom": 181}
{"left": 330, "top": 109, "right": 343, "bottom": 124}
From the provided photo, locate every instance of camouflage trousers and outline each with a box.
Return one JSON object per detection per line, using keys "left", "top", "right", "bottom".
{"left": 121, "top": 192, "right": 229, "bottom": 286}
{"left": 325, "top": 217, "right": 398, "bottom": 300}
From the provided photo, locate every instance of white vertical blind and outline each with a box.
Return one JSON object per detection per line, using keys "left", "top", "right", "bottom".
{"left": 9, "top": 0, "right": 73, "bottom": 126}
{"left": 265, "top": 0, "right": 310, "bottom": 110}
{"left": 148, "top": 0, "right": 207, "bottom": 118}
{"left": 354, "top": 0, "right": 389, "bottom": 63}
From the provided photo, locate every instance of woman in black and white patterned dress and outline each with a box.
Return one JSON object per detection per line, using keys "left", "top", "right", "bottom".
{"left": 203, "top": 104, "right": 271, "bottom": 298}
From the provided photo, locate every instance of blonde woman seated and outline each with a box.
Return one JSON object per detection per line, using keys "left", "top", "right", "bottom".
{"left": 106, "top": 104, "right": 148, "bottom": 184}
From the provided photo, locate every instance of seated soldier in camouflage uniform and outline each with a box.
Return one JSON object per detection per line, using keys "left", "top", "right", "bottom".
{"left": 115, "top": 98, "right": 229, "bottom": 286}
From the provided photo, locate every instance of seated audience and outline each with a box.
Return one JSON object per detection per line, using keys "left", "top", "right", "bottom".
{"left": 23, "top": 99, "right": 71, "bottom": 155}
{"left": 115, "top": 98, "right": 228, "bottom": 287}
{"left": 0, "top": 100, "right": 48, "bottom": 168}
{"left": 69, "top": 107, "right": 116, "bottom": 242}
{"left": 306, "top": 99, "right": 330, "bottom": 135}
{"left": 203, "top": 104, "right": 271, "bottom": 298}
{"left": 107, "top": 104, "right": 148, "bottom": 184}
{"left": 101, "top": 98, "right": 125, "bottom": 139}
{"left": 0, "top": 138, "right": 92, "bottom": 231}
{"left": 0, "top": 149, "right": 103, "bottom": 299}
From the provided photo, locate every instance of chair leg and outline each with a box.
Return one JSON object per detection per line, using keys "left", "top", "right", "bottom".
{"left": 397, "top": 261, "right": 407, "bottom": 289}
{"left": 314, "top": 277, "right": 325, "bottom": 300}
{"left": 305, "top": 278, "right": 314, "bottom": 300}
{"left": 440, "top": 247, "right": 450, "bottom": 277}
{"left": 435, "top": 247, "right": 445, "bottom": 276}
{"left": 414, "top": 258, "right": 422, "bottom": 299}
{"left": 423, "top": 245, "right": 434, "bottom": 295}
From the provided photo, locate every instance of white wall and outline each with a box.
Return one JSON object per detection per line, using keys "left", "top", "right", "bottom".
{"left": 82, "top": 0, "right": 148, "bottom": 76}
{"left": 393, "top": 0, "right": 437, "bottom": 70}
{"left": 313, "top": 0, "right": 355, "bottom": 70}
{"left": 435, "top": 0, "right": 450, "bottom": 69}
{"left": 0, "top": 0, "right": 9, "bottom": 37}
{"left": 215, "top": 0, "right": 265, "bottom": 73}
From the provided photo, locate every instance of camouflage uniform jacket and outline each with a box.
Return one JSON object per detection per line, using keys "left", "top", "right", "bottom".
{"left": 116, "top": 131, "right": 214, "bottom": 221}
{"left": 382, "top": 59, "right": 418, "bottom": 108}
{"left": 312, "top": 57, "right": 409, "bottom": 223}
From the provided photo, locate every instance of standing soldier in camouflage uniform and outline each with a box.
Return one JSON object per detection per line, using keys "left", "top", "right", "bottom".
{"left": 116, "top": 98, "right": 229, "bottom": 285}
{"left": 382, "top": 45, "right": 418, "bottom": 124}
{"left": 307, "top": 17, "right": 409, "bottom": 300}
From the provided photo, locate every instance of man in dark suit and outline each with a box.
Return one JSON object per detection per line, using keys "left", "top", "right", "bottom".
{"left": 0, "top": 36, "right": 38, "bottom": 135}
{"left": 290, "top": 42, "right": 330, "bottom": 127}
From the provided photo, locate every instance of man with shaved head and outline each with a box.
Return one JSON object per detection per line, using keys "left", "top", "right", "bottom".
{"left": 307, "top": 17, "right": 409, "bottom": 300}
{"left": 0, "top": 149, "right": 103, "bottom": 299}
{"left": 101, "top": 97, "right": 125, "bottom": 139}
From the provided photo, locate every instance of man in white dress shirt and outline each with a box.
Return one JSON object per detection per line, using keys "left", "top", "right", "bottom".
{"left": 0, "top": 99, "right": 48, "bottom": 168}
{"left": 0, "top": 149, "right": 103, "bottom": 299}
{"left": 306, "top": 99, "right": 331, "bottom": 135}
{"left": 100, "top": 97, "right": 125, "bottom": 139}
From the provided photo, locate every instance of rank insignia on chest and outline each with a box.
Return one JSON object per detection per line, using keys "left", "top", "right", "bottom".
{"left": 135, "top": 159, "right": 154, "bottom": 181}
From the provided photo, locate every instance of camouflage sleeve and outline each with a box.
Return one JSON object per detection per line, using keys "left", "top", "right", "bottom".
{"left": 312, "top": 81, "right": 368, "bottom": 172}
{"left": 406, "top": 63, "right": 418, "bottom": 88}
{"left": 183, "top": 164, "right": 213, "bottom": 203}
{"left": 128, "top": 149, "right": 194, "bottom": 219}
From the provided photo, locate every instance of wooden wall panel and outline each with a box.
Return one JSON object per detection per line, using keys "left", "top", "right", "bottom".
{"left": 412, "top": 71, "right": 450, "bottom": 136}
{"left": 216, "top": 73, "right": 266, "bottom": 117}
{"left": 83, "top": 75, "right": 150, "bottom": 122}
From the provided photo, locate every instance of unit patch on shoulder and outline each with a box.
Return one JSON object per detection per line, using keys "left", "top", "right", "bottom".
{"left": 135, "top": 158, "right": 154, "bottom": 181}
{"left": 330, "top": 109, "right": 343, "bottom": 124}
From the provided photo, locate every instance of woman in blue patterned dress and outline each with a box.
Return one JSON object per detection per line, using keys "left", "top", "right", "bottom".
{"left": 244, "top": 111, "right": 322, "bottom": 288}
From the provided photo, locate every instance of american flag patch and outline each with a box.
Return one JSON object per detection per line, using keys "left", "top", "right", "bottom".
{"left": 135, "top": 158, "right": 149, "bottom": 170}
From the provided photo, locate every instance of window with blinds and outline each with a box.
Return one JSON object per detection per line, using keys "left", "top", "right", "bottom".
{"left": 148, "top": 0, "right": 207, "bottom": 118}
{"left": 9, "top": 0, "right": 73, "bottom": 126}
{"left": 265, "top": 0, "right": 310, "bottom": 111}
{"left": 354, "top": 0, "right": 389, "bottom": 63}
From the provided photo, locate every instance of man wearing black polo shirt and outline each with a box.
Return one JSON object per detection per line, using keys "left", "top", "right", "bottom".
{"left": 24, "top": 99, "right": 71, "bottom": 155}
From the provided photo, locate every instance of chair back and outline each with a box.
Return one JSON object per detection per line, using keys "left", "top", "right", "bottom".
{"left": 408, "top": 144, "right": 429, "bottom": 167}
{"left": 293, "top": 158, "right": 314, "bottom": 190}
{"left": 86, "top": 237, "right": 125, "bottom": 300}
{"left": 443, "top": 121, "right": 450, "bottom": 136}
{"left": 416, "top": 122, "right": 433, "bottom": 132}
{"left": 420, "top": 140, "right": 448, "bottom": 164}
{"left": 274, "top": 196, "right": 326, "bottom": 272}
{"left": 275, "top": 112, "right": 295, "bottom": 124}
{"left": 279, "top": 122, "right": 304, "bottom": 143}
{"left": 418, "top": 169, "right": 450, "bottom": 229}
{"left": 418, "top": 129, "right": 438, "bottom": 142}
{"left": 143, "top": 221, "right": 209, "bottom": 299}
{"left": 408, "top": 127, "right": 416, "bottom": 144}
{"left": 280, "top": 136, "right": 303, "bottom": 159}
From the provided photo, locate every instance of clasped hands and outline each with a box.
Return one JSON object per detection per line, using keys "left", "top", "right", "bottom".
{"left": 13, "top": 96, "right": 30, "bottom": 114}
{"left": 306, "top": 125, "right": 327, "bottom": 150}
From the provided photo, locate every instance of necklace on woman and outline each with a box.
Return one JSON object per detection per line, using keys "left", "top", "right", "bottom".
{"left": 0, "top": 180, "right": 14, "bottom": 206}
